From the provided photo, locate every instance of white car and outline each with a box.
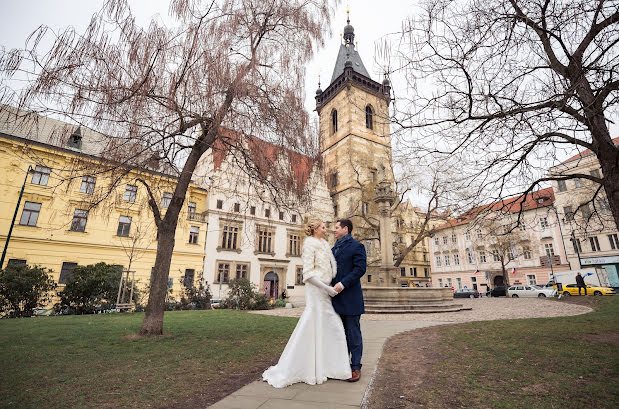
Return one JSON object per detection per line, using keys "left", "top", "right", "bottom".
{"left": 508, "top": 285, "right": 555, "bottom": 298}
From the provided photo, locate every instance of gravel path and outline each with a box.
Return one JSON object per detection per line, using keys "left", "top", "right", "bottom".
{"left": 249, "top": 298, "right": 592, "bottom": 322}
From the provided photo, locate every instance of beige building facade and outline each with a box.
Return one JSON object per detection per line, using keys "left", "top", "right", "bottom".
{"left": 549, "top": 141, "right": 619, "bottom": 287}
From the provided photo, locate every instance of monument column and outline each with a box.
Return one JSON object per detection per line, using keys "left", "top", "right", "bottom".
{"left": 372, "top": 163, "right": 399, "bottom": 286}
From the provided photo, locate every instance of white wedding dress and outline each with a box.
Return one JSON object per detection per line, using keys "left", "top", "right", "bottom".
{"left": 262, "top": 237, "right": 351, "bottom": 388}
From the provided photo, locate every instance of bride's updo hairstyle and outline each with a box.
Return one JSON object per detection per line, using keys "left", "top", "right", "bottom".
{"left": 305, "top": 217, "right": 322, "bottom": 237}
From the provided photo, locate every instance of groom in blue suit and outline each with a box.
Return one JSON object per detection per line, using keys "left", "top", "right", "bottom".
{"left": 331, "top": 218, "right": 367, "bottom": 382}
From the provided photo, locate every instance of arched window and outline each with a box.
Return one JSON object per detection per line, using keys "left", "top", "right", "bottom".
{"left": 365, "top": 105, "right": 374, "bottom": 130}
{"left": 331, "top": 109, "right": 338, "bottom": 134}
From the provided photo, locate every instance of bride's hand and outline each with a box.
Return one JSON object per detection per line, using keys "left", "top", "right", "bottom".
{"left": 326, "top": 286, "right": 338, "bottom": 297}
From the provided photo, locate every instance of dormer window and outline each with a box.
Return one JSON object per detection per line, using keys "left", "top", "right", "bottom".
{"left": 365, "top": 105, "right": 374, "bottom": 130}
{"left": 68, "top": 127, "right": 83, "bottom": 150}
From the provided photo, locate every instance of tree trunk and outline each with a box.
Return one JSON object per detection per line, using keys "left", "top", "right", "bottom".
{"left": 501, "top": 260, "right": 510, "bottom": 298}
{"left": 139, "top": 131, "right": 213, "bottom": 335}
{"left": 593, "top": 133, "right": 619, "bottom": 231}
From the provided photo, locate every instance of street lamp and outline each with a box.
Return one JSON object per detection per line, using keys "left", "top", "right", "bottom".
{"left": 1, "top": 165, "right": 34, "bottom": 269}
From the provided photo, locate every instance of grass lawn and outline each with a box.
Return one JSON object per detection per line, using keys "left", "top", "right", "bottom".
{"left": 388, "top": 297, "right": 619, "bottom": 409}
{"left": 0, "top": 310, "right": 297, "bottom": 409}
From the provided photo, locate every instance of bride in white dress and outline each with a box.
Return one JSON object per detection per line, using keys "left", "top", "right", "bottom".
{"left": 262, "top": 218, "right": 351, "bottom": 388}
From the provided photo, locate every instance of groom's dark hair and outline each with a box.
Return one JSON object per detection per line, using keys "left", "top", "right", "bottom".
{"left": 336, "top": 218, "right": 353, "bottom": 234}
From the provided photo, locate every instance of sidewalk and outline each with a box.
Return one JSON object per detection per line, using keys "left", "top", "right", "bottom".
{"left": 207, "top": 320, "right": 451, "bottom": 409}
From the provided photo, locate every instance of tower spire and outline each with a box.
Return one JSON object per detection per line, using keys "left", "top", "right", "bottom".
{"left": 343, "top": 8, "right": 354, "bottom": 46}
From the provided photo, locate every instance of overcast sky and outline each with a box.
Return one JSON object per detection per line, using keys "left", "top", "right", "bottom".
{"left": 0, "top": 0, "right": 415, "bottom": 117}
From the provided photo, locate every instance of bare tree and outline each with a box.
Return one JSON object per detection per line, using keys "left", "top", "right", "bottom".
{"left": 388, "top": 0, "right": 619, "bottom": 230}
{"left": 0, "top": 0, "right": 334, "bottom": 335}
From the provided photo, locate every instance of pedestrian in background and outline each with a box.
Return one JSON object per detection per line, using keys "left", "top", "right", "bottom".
{"left": 576, "top": 272, "right": 587, "bottom": 295}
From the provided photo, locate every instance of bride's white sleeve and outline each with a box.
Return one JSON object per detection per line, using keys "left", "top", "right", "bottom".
{"left": 302, "top": 240, "right": 319, "bottom": 283}
{"left": 306, "top": 276, "right": 338, "bottom": 297}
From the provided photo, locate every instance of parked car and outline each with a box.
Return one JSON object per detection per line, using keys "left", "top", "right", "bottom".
{"left": 508, "top": 285, "right": 555, "bottom": 298}
{"left": 487, "top": 286, "right": 506, "bottom": 297}
{"left": 453, "top": 288, "right": 480, "bottom": 298}
{"left": 561, "top": 284, "right": 616, "bottom": 296}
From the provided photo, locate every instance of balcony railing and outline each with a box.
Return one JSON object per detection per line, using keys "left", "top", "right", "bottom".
{"left": 187, "top": 212, "right": 208, "bottom": 223}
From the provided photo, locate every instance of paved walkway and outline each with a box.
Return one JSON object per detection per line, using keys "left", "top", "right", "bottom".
{"left": 207, "top": 299, "right": 592, "bottom": 409}
{"left": 207, "top": 320, "right": 451, "bottom": 409}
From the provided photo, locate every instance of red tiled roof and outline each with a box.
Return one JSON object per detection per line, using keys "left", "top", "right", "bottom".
{"left": 435, "top": 187, "right": 555, "bottom": 231}
{"left": 212, "top": 128, "right": 315, "bottom": 191}
{"left": 561, "top": 137, "right": 619, "bottom": 164}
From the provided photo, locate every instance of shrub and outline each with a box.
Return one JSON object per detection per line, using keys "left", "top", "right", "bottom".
{"left": 273, "top": 298, "right": 287, "bottom": 308}
{"left": 176, "top": 272, "right": 212, "bottom": 310}
{"left": 220, "top": 278, "right": 271, "bottom": 310}
{"left": 0, "top": 264, "right": 56, "bottom": 318}
{"left": 58, "top": 262, "right": 137, "bottom": 314}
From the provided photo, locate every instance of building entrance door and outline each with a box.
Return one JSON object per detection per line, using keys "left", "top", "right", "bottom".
{"left": 263, "top": 271, "right": 279, "bottom": 299}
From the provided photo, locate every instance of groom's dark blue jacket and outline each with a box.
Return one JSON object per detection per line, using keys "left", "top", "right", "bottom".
{"left": 331, "top": 234, "right": 367, "bottom": 315}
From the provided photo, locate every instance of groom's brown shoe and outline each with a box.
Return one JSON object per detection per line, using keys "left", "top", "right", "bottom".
{"left": 347, "top": 369, "right": 361, "bottom": 382}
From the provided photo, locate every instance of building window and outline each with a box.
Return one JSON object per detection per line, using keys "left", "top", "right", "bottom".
{"left": 216, "top": 199, "right": 223, "bottom": 209}
{"left": 424, "top": 268, "right": 428, "bottom": 277}
{"left": 519, "top": 222, "right": 527, "bottom": 231}
{"left": 189, "top": 226, "right": 199, "bottom": 244}
{"left": 250, "top": 206, "right": 256, "bottom": 215}
{"left": 609, "top": 234, "right": 619, "bottom": 250}
{"left": 563, "top": 206, "right": 574, "bottom": 222}
{"left": 296, "top": 266, "right": 304, "bottom": 285}
{"left": 123, "top": 184, "right": 137, "bottom": 202}
{"left": 476, "top": 229, "right": 482, "bottom": 239}
{"left": 161, "top": 192, "right": 172, "bottom": 208}
{"left": 527, "top": 275, "right": 537, "bottom": 285}
{"left": 367, "top": 274, "right": 372, "bottom": 283}
{"left": 58, "top": 262, "right": 78, "bottom": 284}
{"left": 539, "top": 217, "right": 549, "bottom": 229}
{"left": 370, "top": 170, "right": 377, "bottom": 183}
{"left": 117, "top": 216, "right": 132, "bottom": 237}
{"left": 331, "top": 109, "right": 338, "bottom": 134}
{"left": 235, "top": 264, "right": 248, "bottom": 279}
{"left": 168, "top": 277, "right": 174, "bottom": 289}
{"left": 80, "top": 176, "right": 96, "bottom": 194}
{"left": 574, "top": 178, "right": 584, "bottom": 188}
{"left": 444, "top": 255, "right": 450, "bottom": 266}
{"left": 291, "top": 214, "right": 297, "bottom": 223}
{"left": 216, "top": 263, "right": 230, "bottom": 283}
{"left": 451, "top": 234, "right": 457, "bottom": 244}
{"left": 413, "top": 267, "right": 418, "bottom": 277}
{"left": 435, "top": 256, "right": 441, "bottom": 267}
{"left": 442, "top": 236, "right": 448, "bottom": 245}
{"left": 401, "top": 267, "right": 406, "bottom": 277}
{"left": 466, "top": 250, "right": 473, "bottom": 264}
{"left": 479, "top": 251, "right": 487, "bottom": 263}
{"left": 437, "top": 278, "right": 443, "bottom": 287}
{"left": 523, "top": 246, "right": 532, "bottom": 260}
{"left": 557, "top": 179, "right": 567, "bottom": 192}
{"left": 234, "top": 203, "right": 240, "bottom": 213}
{"left": 571, "top": 238, "right": 582, "bottom": 254}
{"left": 19, "top": 202, "right": 41, "bottom": 226}
{"left": 454, "top": 254, "right": 460, "bottom": 265}
{"left": 31, "top": 165, "right": 51, "bottom": 186}
{"left": 492, "top": 249, "right": 500, "bottom": 262}
{"left": 362, "top": 202, "right": 368, "bottom": 216}
{"left": 221, "top": 223, "right": 240, "bottom": 250}
{"left": 70, "top": 209, "right": 89, "bottom": 232}
{"left": 464, "top": 231, "right": 471, "bottom": 241}
{"left": 334, "top": 204, "right": 338, "bottom": 217}
{"left": 581, "top": 203, "right": 592, "bottom": 219}
{"left": 589, "top": 236, "right": 600, "bottom": 252}
{"left": 365, "top": 105, "right": 374, "bottom": 129}
{"left": 447, "top": 278, "right": 453, "bottom": 287}
{"left": 330, "top": 172, "right": 338, "bottom": 189}
{"left": 183, "top": 269, "right": 195, "bottom": 288}
{"left": 544, "top": 243, "right": 555, "bottom": 256}
{"left": 257, "top": 226, "right": 274, "bottom": 253}
{"left": 456, "top": 277, "right": 462, "bottom": 289}
{"left": 265, "top": 208, "right": 271, "bottom": 218}
{"left": 434, "top": 237, "right": 439, "bottom": 246}
{"left": 279, "top": 211, "right": 284, "bottom": 221}
{"left": 288, "top": 232, "right": 301, "bottom": 256}
{"left": 188, "top": 202, "right": 196, "bottom": 219}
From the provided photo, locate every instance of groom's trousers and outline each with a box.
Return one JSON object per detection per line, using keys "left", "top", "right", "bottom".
{"left": 340, "top": 314, "right": 362, "bottom": 370}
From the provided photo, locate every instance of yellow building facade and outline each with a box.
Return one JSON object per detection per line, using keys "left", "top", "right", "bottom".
{"left": 0, "top": 112, "right": 207, "bottom": 304}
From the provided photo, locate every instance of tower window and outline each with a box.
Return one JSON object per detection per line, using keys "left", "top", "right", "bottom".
{"left": 365, "top": 105, "right": 374, "bottom": 130}
{"left": 331, "top": 109, "right": 338, "bottom": 134}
